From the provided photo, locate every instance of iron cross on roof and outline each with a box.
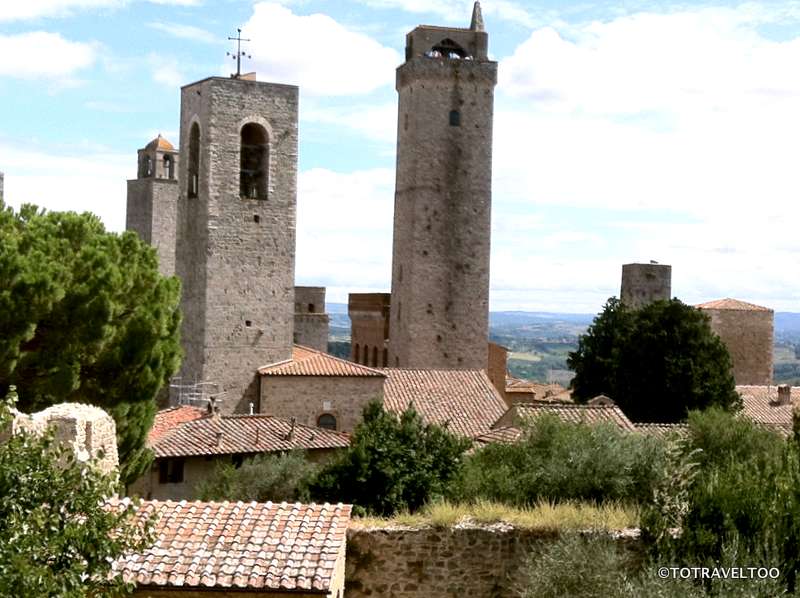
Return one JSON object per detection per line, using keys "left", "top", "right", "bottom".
{"left": 227, "top": 28, "right": 251, "bottom": 78}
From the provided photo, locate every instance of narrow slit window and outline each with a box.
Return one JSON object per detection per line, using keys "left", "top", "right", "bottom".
{"left": 240, "top": 123, "right": 269, "bottom": 200}
{"left": 449, "top": 110, "right": 461, "bottom": 127}
{"left": 188, "top": 123, "right": 200, "bottom": 198}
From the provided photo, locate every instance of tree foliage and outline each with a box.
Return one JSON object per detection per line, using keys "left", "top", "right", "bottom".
{"left": 196, "top": 451, "right": 318, "bottom": 503}
{"left": 310, "top": 401, "right": 471, "bottom": 516}
{"left": 568, "top": 298, "right": 740, "bottom": 422}
{"left": 0, "top": 387, "right": 153, "bottom": 597}
{"left": 0, "top": 201, "right": 182, "bottom": 484}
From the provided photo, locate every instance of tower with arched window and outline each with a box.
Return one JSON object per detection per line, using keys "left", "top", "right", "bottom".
{"left": 125, "top": 134, "right": 180, "bottom": 276}
{"left": 388, "top": 2, "right": 497, "bottom": 370}
{"left": 174, "top": 74, "right": 299, "bottom": 414}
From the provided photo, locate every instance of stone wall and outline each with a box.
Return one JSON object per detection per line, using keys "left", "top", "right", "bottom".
{"left": 126, "top": 178, "right": 179, "bottom": 277}
{"left": 175, "top": 76, "right": 298, "bottom": 414}
{"left": 388, "top": 31, "right": 497, "bottom": 371}
{"left": 620, "top": 263, "right": 671, "bottom": 309}
{"left": 260, "top": 376, "right": 385, "bottom": 433}
{"left": 346, "top": 524, "right": 641, "bottom": 598}
{"left": 349, "top": 293, "right": 390, "bottom": 367}
{"left": 701, "top": 306, "right": 774, "bottom": 385}
{"left": 6, "top": 402, "right": 118, "bottom": 475}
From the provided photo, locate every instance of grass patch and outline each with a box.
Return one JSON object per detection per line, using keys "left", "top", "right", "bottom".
{"left": 353, "top": 500, "right": 638, "bottom": 531}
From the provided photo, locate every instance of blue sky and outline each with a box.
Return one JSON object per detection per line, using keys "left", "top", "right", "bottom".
{"left": 4, "top": 1, "right": 800, "bottom": 313}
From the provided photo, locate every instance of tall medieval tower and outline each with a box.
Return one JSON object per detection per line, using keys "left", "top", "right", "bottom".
{"left": 126, "top": 135, "right": 179, "bottom": 276}
{"left": 174, "top": 75, "right": 298, "bottom": 413}
{"left": 388, "top": 2, "right": 497, "bottom": 370}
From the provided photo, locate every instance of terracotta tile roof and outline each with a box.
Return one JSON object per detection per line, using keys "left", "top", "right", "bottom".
{"left": 696, "top": 298, "right": 772, "bottom": 311}
{"left": 737, "top": 385, "right": 799, "bottom": 435}
{"left": 114, "top": 499, "right": 350, "bottom": 593}
{"left": 499, "top": 402, "right": 636, "bottom": 432}
{"left": 505, "top": 378, "right": 573, "bottom": 402}
{"left": 151, "top": 414, "right": 350, "bottom": 458}
{"left": 473, "top": 426, "right": 523, "bottom": 445}
{"left": 149, "top": 406, "right": 207, "bottom": 445}
{"left": 381, "top": 369, "right": 508, "bottom": 438}
{"left": 144, "top": 133, "right": 175, "bottom": 152}
{"left": 258, "top": 345, "right": 386, "bottom": 377}
{"left": 634, "top": 423, "right": 689, "bottom": 438}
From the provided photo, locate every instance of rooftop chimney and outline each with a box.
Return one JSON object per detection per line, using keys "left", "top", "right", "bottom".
{"left": 778, "top": 384, "right": 792, "bottom": 406}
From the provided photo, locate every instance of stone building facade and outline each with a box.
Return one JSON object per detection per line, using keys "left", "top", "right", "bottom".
{"left": 126, "top": 135, "right": 180, "bottom": 276}
{"left": 294, "top": 286, "right": 330, "bottom": 352}
{"left": 697, "top": 298, "right": 774, "bottom": 386}
{"left": 388, "top": 5, "right": 497, "bottom": 370}
{"left": 174, "top": 76, "right": 298, "bottom": 414}
{"left": 620, "top": 262, "right": 671, "bottom": 308}
{"left": 349, "top": 292, "right": 391, "bottom": 367}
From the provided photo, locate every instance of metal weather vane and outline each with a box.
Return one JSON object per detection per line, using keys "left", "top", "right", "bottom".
{"left": 227, "top": 28, "right": 251, "bottom": 78}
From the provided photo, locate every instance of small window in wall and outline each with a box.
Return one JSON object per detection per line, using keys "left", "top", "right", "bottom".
{"left": 144, "top": 156, "right": 153, "bottom": 177}
{"left": 158, "top": 458, "right": 185, "bottom": 484}
{"left": 318, "top": 413, "right": 337, "bottom": 431}
{"left": 354, "top": 344, "right": 360, "bottom": 363}
{"left": 449, "top": 110, "right": 461, "bottom": 127}
{"left": 308, "top": 303, "right": 315, "bottom": 313}
{"left": 240, "top": 123, "right": 269, "bottom": 200}
{"left": 382, "top": 348, "right": 388, "bottom": 367}
{"left": 163, "top": 154, "right": 175, "bottom": 180}
{"left": 188, "top": 123, "right": 200, "bottom": 198}
{"left": 372, "top": 346, "right": 378, "bottom": 367}
{"left": 363, "top": 346, "right": 370, "bottom": 366}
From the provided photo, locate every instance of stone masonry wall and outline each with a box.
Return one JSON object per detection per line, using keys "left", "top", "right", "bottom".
{"left": 702, "top": 307, "right": 774, "bottom": 385}
{"left": 126, "top": 178, "right": 179, "bottom": 277}
{"left": 346, "top": 525, "right": 642, "bottom": 598}
{"left": 620, "top": 263, "right": 671, "bottom": 309}
{"left": 175, "top": 77, "right": 298, "bottom": 414}
{"left": 260, "top": 376, "right": 385, "bottom": 433}
{"left": 388, "top": 46, "right": 497, "bottom": 371}
{"left": 349, "top": 293, "right": 390, "bottom": 367}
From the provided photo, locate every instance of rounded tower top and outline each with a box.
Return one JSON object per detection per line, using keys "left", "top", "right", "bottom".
{"left": 145, "top": 134, "right": 175, "bottom": 152}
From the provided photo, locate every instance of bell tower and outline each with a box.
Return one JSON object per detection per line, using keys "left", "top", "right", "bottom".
{"left": 174, "top": 73, "right": 298, "bottom": 413}
{"left": 388, "top": 2, "right": 497, "bottom": 370}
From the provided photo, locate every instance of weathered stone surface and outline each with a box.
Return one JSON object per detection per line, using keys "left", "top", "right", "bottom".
{"left": 620, "top": 263, "right": 671, "bottom": 309}
{"left": 701, "top": 305, "right": 774, "bottom": 385}
{"left": 175, "top": 76, "right": 298, "bottom": 414}
{"left": 388, "top": 27, "right": 497, "bottom": 371}
{"left": 126, "top": 178, "right": 179, "bottom": 277}
{"left": 346, "top": 525, "right": 643, "bottom": 598}
{"left": 294, "top": 286, "right": 330, "bottom": 352}
{"left": 349, "top": 293, "right": 390, "bottom": 367}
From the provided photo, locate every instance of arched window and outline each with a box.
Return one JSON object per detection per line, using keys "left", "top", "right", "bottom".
{"left": 354, "top": 344, "right": 360, "bottom": 363}
{"left": 188, "top": 123, "right": 200, "bottom": 198}
{"left": 372, "top": 346, "right": 378, "bottom": 367}
{"left": 318, "top": 413, "right": 337, "bottom": 431}
{"left": 363, "top": 346, "right": 370, "bottom": 366}
{"left": 432, "top": 38, "right": 468, "bottom": 59}
{"left": 240, "top": 123, "right": 269, "bottom": 200}
{"left": 163, "top": 154, "right": 175, "bottom": 180}
{"left": 144, "top": 155, "right": 153, "bottom": 177}
{"left": 382, "top": 348, "right": 388, "bottom": 367}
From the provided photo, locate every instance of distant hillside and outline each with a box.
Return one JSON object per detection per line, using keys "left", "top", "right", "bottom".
{"left": 325, "top": 303, "right": 800, "bottom": 384}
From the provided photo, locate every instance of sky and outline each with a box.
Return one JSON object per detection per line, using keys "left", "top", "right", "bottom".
{"left": 3, "top": 0, "right": 800, "bottom": 313}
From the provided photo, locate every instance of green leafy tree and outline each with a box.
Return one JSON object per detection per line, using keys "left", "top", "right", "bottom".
{"left": 0, "top": 387, "right": 153, "bottom": 597}
{"left": 0, "top": 201, "right": 182, "bottom": 484}
{"left": 196, "top": 451, "right": 318, "bottom": 503}
{"left": 568, "top": 298, "right": 740, "bottom": 422}
{"left": 310, "top": 401, "right": 471, "bottom": 516}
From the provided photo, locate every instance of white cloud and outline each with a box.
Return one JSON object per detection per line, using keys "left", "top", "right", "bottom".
{"left": 361, "top": 0, "right": 539, "bottom": 28}
{"left": 302, "top": 101, "right": 397, "bottom": 143}
{"left": 0, "top": 0, "right": 122, "bottom": 21}
{"left": 295, "top": 167, "right": 394, "bottom": 293}
{"left": 0, "top": 32, "right": 95, "bottom": 80}
{"left": 148, "top": 53, "right": 184, "bottom": 87}
{"left": 0, "top": 142, "right": 130, "bottom": 232}
{"left": 148, "top": 22, "right": 216, "bottom": 44}
{"left": 238, "top": 2, "right": 400, "bottom": 96}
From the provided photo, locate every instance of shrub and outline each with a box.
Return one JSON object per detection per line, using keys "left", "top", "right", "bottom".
{"left": 455, "top": 415, "right": 666, "bottom": 506}
{"left": 309, "top": 401, "right": 471, "bottom": 516}
{"left": 196, "top": 451, "right": 318, "bottom": 503}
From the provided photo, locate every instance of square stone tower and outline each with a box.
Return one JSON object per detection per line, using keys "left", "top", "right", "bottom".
{"left": 620, "top": 262, "right": 671, "bottom": 309}
{"left": 126, "top": 135, "right": 179, "bottom": 276}
{"left": 388, "top": 2, "right": 497, "bottom": 370}
{"left": 174, "top": 75, "right": 298, "bottom": 414}
{"left": 293, "top": 286, "right": 330, "bottom": 352}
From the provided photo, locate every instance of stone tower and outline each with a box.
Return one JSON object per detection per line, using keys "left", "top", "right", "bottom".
{"left": 293, "top": 286, "right": 330, "bottom": 352}
{"left": 174, "top": 75, "right": 298, "bottom": 413}
{"left": 388, "top": 2, "right": 497, "bottom": 370}
{"left": 349, "top": 292, "right": 391, "bottom": 367}
{"left": 697, "top": 298, "right": 774, "bottom": 386}
{"left": 126, "top": 135, "right": 179, "bottom": 276}
{"left": 620, "top": 262, "right": 671, "bottom": 309}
